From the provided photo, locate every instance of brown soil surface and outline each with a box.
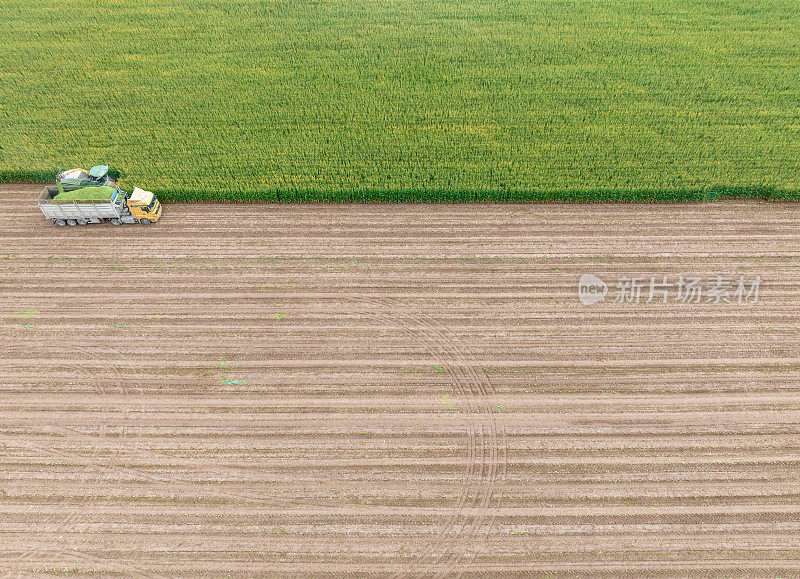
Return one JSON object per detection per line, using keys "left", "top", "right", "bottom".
{"left": 1, "top": 184, "right": 799, "bottom": 576}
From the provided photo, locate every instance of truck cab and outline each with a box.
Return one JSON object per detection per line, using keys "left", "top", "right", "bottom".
{"left": 127, "top": 187, "right": 162, "bottom": 223}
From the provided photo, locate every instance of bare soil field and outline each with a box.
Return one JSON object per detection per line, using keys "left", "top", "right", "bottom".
{"left": 1, "top": 184, "right": 799, "bottom": 577}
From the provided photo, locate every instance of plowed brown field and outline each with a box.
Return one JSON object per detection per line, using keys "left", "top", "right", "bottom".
{"left": 1, "top": 184, "right": 799, "bottom": 576}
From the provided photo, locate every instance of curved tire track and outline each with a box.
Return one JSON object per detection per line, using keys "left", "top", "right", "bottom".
{"left": 355, "top": 297, "right": 506, "bottom": 576}
{"left": 6, "top": 348, "right": 165, "bottom": 578}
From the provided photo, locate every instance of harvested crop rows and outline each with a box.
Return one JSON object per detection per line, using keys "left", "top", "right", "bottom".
{"left": 1, "top": 185, "right": 800, "bottom": 575}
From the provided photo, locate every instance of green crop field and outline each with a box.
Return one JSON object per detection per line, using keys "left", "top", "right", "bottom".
{"left": 1, "top": 0, "right": 798, "bottom": 202}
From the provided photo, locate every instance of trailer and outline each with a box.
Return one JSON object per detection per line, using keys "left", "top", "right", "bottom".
{"left": 39, "top": 185, "right": 127, "bottom": 226}
{"left": 38, "top": 164, "right": 162, "bottom": 226}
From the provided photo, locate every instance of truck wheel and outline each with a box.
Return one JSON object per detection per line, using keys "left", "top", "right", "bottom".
{"left": 77, "top": 219, "right": 88, "bottom": 226}
{"left": 66, "top": 219, "right": 77, "bottom": 226}
{"left": 55, "top": 219, "right": 66, "bottom": 226}
{"left": 140, "top": 218, "right": 152, "bottom": 225}
{"left": 111, "top": 218, "right": 122, "bottom": 226}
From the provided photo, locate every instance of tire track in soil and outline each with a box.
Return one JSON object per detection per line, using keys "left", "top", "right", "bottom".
{"left": 2, "top": 301, "right": 499, "bottom": 578}
{"left": 355, "top": 297, "right": 506, "bottom": 576}
{"left": 368, "top": 309, "right": 479, "bottom": 574}
{"left": 5, "top": 348, "right": 166, "bottom": 579}
{"left": 5, "top": 347, "right": 300, "bottom": 577}
{"left": 399, "top": 309, "right": 507, "bottom": 577}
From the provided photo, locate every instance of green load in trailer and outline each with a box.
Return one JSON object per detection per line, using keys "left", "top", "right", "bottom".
{"left": 53, "top": 185, "right": 118, "bottom": 202}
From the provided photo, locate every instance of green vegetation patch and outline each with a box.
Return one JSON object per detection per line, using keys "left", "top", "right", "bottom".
{"left": 53, "top": 186, "right": 117, "bottom": 202}
{"left": 1, "top": 0, "right": 799, "bottom": 201}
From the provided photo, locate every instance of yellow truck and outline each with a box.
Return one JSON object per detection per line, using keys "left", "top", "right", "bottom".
{"left": 38, "top": 165, "right": 163, "bottom": 226}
